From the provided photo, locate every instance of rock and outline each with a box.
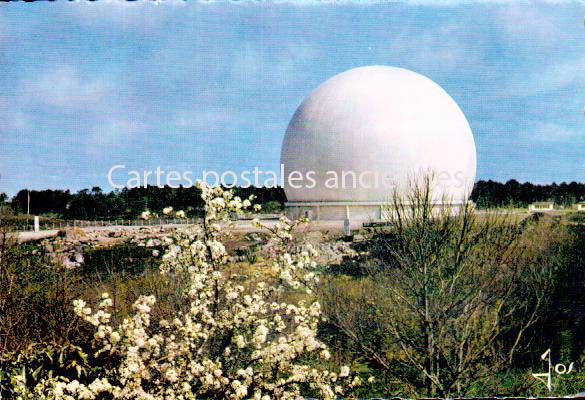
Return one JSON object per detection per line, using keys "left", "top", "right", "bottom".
{"left": 61, "top": 255, "right": 78, "bottom": 270}
{"left": 58, "top": 227, "right": 87, "bottom": 241}
{"left": 145, "top": 238, "right": 162, "bottom": 247}
{"left": 246, "top": 233, "right": 261, "bottom": 242}
{"left": 245, "top": 232, "right": 269, "bottom": 243}
{"left": 73, "top": 252, "right": 84, "bottom": 264}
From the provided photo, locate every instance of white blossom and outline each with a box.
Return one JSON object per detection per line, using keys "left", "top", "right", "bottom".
{"left": 19, "top": 183, "right": 356, "bottom": 400}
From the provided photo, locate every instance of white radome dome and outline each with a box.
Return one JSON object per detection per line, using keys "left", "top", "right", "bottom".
{"left": 280, "top": 66, "right": 476, "bottom": 206}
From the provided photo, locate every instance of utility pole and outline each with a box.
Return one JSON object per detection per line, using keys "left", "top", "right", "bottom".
{"left": 27, "top": 190, "right": 30, "bottom": 215}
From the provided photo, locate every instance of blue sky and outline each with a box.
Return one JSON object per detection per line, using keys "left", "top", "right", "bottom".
{"left": 0, "top": 1, "right": 584, "bottom": 195}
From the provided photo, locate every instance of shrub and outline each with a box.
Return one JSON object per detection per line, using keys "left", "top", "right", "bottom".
{"left": 14, "top": 184, "right": 358, "bottom": 399}
{"left": 321, "top": 180, "right": 565, "bottom": 397}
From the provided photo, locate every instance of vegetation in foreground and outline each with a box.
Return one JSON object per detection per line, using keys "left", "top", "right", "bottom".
{"left": 2, "top": 184, "right": 359, "bottom": 399}
{"left": 1, "top": 183, "right": 585, "bottom": 398}
{"left": 322, "top": 183, "right": 585, "bottom": 397}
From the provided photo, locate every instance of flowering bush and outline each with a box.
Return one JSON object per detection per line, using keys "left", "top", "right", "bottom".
{"left": 16, "top": 183, "right": 356, "bottom": 399}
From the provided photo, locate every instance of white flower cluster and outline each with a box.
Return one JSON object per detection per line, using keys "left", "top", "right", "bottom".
{"left": 141, "top": 207, "right": 187, "bottom": 220}
{"left": 140, "top": 210, "right": 151, "bottom": 220}
{"left": 18, "top": 181, "right": 358, "bottom": 400}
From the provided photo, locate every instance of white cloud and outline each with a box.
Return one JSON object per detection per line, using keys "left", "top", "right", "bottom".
{"left": 95, "top": 119, "right": 148, "bottom": 142}
{"left": 16, "top": 64, "right": 150, "bottom": 157}
{"left": 490, "top": 4, "right": 585, "bottom": 97}
{"left": 526, "top": 122, "right": 583, "bottom": 143}
{"left": 78, "top": 117, "right": 150, "bottom": 164}
{"left": 65, "top": 0, "right": 184, "bottom": 30}
{"left": 495, "top": 5, "right": 559, "bottom": 42}
{"left": 506, "top": 56, "right": 585, "bottom": 96}
{"left": 175, "top": 109, "right": 232, "bottom": 131}
{"left": 0, "top": 11, "right": 7, "bottom": 46}
{"left": 229, "top": 42, "right": 319, "bottom": 90}
{"left": 0, "top": 96, "right": 29, "bottom": 134}
{"left": 378, "top": 23, "right": 484, "bottom": 73}
{"left": 20, "top": 65, "right": 114, "bottom": 111}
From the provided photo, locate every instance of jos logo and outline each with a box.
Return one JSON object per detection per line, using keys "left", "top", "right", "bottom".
{"left": 532, "top": 349, "right": 575, "bottom": 391}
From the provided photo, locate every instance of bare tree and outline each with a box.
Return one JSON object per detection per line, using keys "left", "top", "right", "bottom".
{"left": 322, "top": 179, "right": 558, "bottom": 397}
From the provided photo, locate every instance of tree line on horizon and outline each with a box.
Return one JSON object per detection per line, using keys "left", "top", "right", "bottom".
{"left": 472, "top": 179, "right": 585, "bottom": 208}
{"left": 0, "top": 186, "right": 286, "bottom": 220}
{"left": 0, "top": 179, "right": 584, "bottom": 220}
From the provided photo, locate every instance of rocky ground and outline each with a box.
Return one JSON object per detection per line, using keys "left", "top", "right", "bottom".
{"left": 18, "top": 219, "right": 368, "bottom": 270}
{"left": 15, "top": 209, "right": 552, "bottom": 271}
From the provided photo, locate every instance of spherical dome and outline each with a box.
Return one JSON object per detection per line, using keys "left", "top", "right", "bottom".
{"left": 280, "top": 65, "right": 476, "bottom": 204}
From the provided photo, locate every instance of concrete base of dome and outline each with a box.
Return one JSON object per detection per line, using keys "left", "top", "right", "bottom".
{"left": 285, "top": 201, "right": 385, "bottom": 221}
{"left": 285, "top": 201, "right": 468, "bottom": 221}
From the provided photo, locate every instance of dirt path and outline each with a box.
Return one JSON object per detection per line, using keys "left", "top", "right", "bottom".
{"left": 13, "top": 218, "right": 362, "bottom": 244}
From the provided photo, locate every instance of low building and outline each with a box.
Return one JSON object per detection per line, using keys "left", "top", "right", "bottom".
{"left": 529, "top": 202, "right": 555, "bottom": 212}
{"left": 576, "top": 202, "right": 585, "bottom": 211}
